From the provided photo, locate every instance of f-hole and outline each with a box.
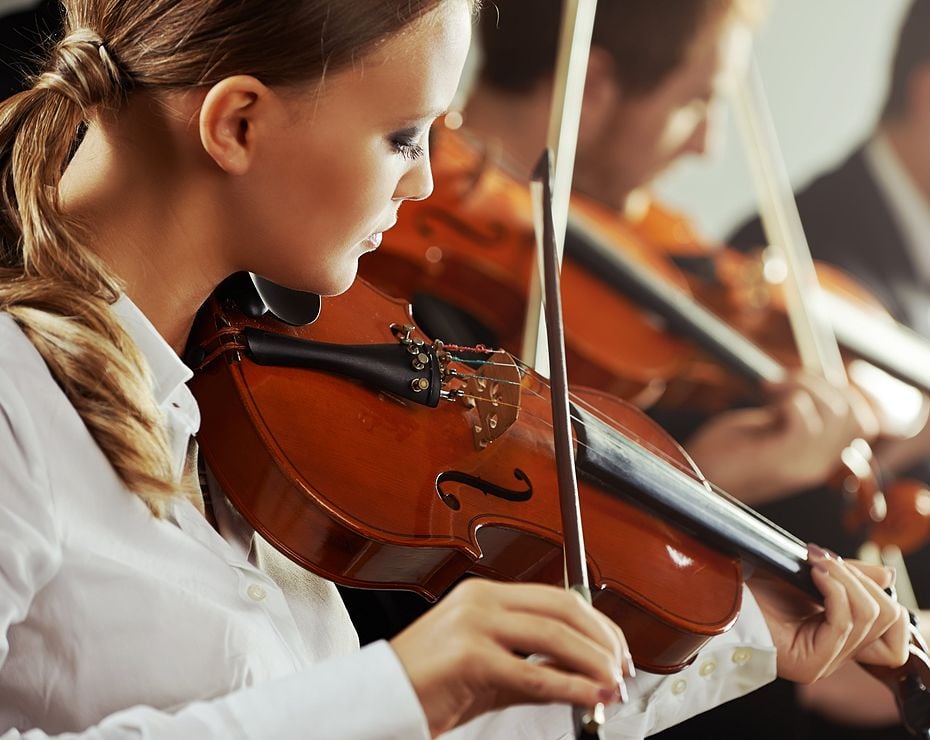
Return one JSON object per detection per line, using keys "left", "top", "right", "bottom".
{"left": 436, "top": 469, "right": 533, "bottom": 511}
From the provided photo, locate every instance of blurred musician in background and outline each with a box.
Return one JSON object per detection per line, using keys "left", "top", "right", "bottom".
{"left": 727, "top": 5, "right": 930, "bottom": 730}
{"left": 732, "top": 0, "right": 930, "bottom": 340}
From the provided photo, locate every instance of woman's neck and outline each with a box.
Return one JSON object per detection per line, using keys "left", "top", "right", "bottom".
{"left": 60, "top": 97, "right": 229, "bottom": 353}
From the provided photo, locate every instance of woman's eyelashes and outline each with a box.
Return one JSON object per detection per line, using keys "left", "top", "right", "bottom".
{"left": 389, "top": 128, "right": 426, "bottom": 160}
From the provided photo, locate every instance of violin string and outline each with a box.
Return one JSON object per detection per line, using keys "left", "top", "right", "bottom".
{"left": 450, "top": 371, "right": 528, "bottom": 390}
{"left": 448, "top": 356, "right": 503, "bottom": 368}
{"left": 449, "top": 373, "right": 706, "bottom": 485}
{"left": 502, "top": 353, "right": 704, "bottom": 473}
{"left": 448, "top": 347, "right": 793, "bottom": 515}
{"left": 448, "top": 347, "right": 701, "bottom": 477}
{"left": 446, "top": 349, "right": 806, "bottom": 549}
{"left": 510, "top": 397, "right": 806, "bottom": 550}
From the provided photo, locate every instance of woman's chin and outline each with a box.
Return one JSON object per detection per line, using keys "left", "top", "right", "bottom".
{"left": 252, "top": 256, "right": 360, "bottom": 299}
{"left": 314, "top": 262, "right": 360, "bottom": 298}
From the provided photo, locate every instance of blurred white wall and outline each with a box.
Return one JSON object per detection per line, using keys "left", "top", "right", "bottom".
{"left": 653, "top": 0, "right": 912, "bottom": 240}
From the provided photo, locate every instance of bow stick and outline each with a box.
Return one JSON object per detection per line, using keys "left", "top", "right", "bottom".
{"left": 520, "top": 0, "right": 597, "bottom": 374}
{"left": 532, "top": 150, "right": 605, "bottom": 737}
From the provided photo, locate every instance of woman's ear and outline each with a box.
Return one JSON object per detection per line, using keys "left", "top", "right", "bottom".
{"left": 199, "top": 75, "right": 271, "bottom": 175}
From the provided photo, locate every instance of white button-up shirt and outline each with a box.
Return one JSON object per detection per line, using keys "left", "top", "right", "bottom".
{"left": 0, "top": 298, "right": 776, "bottom": 739}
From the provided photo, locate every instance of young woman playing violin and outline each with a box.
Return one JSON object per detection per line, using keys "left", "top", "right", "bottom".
{"left": 0, "top": 0, "right": 912, "bottom": 738}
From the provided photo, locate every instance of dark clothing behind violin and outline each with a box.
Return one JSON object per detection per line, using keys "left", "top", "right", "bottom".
{"left": 731, "top": 145, "right": 928, "bottom": 339}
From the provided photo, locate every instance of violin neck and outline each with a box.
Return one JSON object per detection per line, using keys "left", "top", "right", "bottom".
{"left": 563, "top": 221, "right": 786, "bottom": 388}
{"left": 571, "top": 403, "right": 817, "bottom": 599}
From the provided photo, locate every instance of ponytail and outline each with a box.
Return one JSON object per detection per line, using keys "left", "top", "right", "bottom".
{"left": 0, "top": 30, "right": 176, "bottom": 515}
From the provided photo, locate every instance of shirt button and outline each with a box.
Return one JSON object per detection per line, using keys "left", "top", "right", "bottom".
{"left": 699, "top": 660, "right": 717, "bottom": 677}
{"left": 246, "top": 583, "right": 267, "bottom": 602}
{"left": 671, "top": 678, "right": 688, "bottom": 695}
{"left": 732, "top": 648, "right": 752, "bottom": 665}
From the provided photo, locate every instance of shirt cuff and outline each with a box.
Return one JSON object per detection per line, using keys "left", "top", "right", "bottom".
{"left": 221, "top": 639, "right": 430, "bottom": 740}
{"left": 602, "top": 582, "right": 776, "bottom": 737}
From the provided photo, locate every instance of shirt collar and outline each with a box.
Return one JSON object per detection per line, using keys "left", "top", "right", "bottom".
{"left": 110, "top": 295, "right": 194, "bottom": 407}
{"left": 863, "top": 131, "right": 930, "bottom": 283}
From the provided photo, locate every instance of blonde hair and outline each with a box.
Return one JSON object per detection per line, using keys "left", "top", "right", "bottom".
{"left": 0, "top": 0, "right": 470, "bottom": 515}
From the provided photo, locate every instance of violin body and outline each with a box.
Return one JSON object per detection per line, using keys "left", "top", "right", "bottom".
{"left": 189, "top": 277, "right": 743, "bottom": 674}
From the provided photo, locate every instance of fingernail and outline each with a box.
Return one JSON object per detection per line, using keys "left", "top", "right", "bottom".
{"left": 608, "top": 666, "right": 629, "bottom": 703}
{"left": 886, "top": 566, "right": 897, "bottom": 587}
{"left": 627, "top": 652, "right": 637, "bottom": 678}
{"left": 808, "top": 543, "right": 829, "bottom": 560}
{"left": 824, "top": 548, "right": 842, "bottom": 562}
{"left": 617, "top": 676, "right": 629, "bottom": 703}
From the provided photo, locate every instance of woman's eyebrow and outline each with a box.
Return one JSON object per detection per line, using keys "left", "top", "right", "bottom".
{"left": 390, "top": 108, "right": 450, "bottom": 129}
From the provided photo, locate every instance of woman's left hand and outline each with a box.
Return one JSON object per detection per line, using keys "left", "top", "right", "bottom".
{"left": 748, "top": 544, "right": 910, "bottom": 684}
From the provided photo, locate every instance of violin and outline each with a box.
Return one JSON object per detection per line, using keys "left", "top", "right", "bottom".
{"left": 359, "top": 125, "right": 930, "bottom": 553}
{"left": 186, "top": 272, "right": 930, "bottom": 734}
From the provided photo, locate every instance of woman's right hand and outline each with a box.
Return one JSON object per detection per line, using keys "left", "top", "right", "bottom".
{"left": 390, "top": 579, "right": 633, "bottom": 737}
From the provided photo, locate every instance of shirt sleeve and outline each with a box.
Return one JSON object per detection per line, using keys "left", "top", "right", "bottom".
{"left": 441, "top": 583, "right": 776, "bottom": 740}
{"left": 2, "top": 641, "right": 429, "bottom": 740}
{"left": 0, "top": 362, "right": 429, "bottom": 740}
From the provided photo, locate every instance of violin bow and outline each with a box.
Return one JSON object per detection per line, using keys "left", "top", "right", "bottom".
{"left": 520, "top": 0, "right": 597, "bottom": 375}
{"left": 532, "top": 150, "right": 604, "bottom": 737}
{"left": 523, "top": 1, "right": 603, "bottom": 736}
{"left": 731, "top": 61, "right": 846, "bottom": 386}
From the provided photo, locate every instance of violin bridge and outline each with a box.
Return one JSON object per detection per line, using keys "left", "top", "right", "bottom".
{"left": 464, "top": 352, "right": 521, "bottom": 449}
